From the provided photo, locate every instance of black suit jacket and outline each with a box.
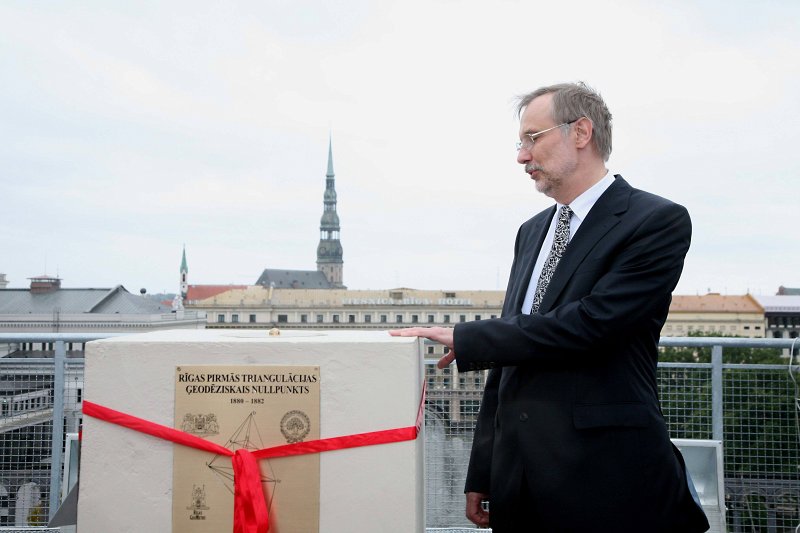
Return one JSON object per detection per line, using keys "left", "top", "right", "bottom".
{"left": 454, "top": 176, "right": 709, "bottom": 532}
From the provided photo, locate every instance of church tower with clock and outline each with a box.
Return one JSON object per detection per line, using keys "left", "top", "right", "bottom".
{"left": 316, "top": 136, "right": 345, "bottom": 288}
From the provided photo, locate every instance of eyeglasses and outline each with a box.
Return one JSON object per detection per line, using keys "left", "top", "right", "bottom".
{"left": 516, "top": 118, "right": 582, "bottom": 152}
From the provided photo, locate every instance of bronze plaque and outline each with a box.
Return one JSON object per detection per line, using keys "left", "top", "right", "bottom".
{"left": 173, "top": 365, "right": 320, "bottom": 532}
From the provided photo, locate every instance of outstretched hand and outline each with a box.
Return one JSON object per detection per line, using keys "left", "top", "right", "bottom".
{"left": 388, "top": 327, "right": 455, "bottom": 369}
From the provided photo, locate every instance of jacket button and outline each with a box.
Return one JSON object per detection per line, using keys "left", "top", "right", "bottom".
{"left": 519, "top": 412, "right": 529, "bottom": 422}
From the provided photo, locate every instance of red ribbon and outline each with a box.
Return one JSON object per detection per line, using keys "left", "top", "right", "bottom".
{"left": 82, "top": 383, "right": 425, "bottom": 533}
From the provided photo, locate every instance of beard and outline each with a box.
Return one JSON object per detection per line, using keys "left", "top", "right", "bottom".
{"left": 527, "top": 156, "right": 577, "bottom": 200}
{"left": 528, "top": 166, "right": 561, "bottom": 198}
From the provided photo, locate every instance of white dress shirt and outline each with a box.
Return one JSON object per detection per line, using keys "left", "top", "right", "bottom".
{"left": 520, "top": 172, "right": 616, "bottom": 314}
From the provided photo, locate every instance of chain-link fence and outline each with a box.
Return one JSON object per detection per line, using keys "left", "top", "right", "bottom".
{"left": 0, "top": 335, "right": 798, "bottom": 531}
{"left": 424, "top": 338, "right": 800, "bottom": 532}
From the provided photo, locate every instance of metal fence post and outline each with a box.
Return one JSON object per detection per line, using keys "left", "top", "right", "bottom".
{"left": 48, "top": 340, "right": 66, "bottom": 521}
{"left": 711, "top": 344, "right": 723, "bottom": 441}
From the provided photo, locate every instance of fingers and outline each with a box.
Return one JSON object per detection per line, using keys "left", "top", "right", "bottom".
{"left": 388, "top": 328, "right": 427, "bottom": 337}
{"left": 388, "top": 327, "right": 453, "bottom": 346}
{"left": 465, "top": 492, "right": 490, "bottom": 528}
{"left": 389, "top": 328, "right": 456, "bottom": 367}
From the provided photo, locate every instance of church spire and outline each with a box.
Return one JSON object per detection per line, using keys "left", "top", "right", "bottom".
{"left": 180, "top": 245, "right": 188, "bottom": 298}
{"left": 327, "top": 136, "right": 335, "bottom": 178}
{"left": 316, "top": 135, "right": 344, "bottom": 288}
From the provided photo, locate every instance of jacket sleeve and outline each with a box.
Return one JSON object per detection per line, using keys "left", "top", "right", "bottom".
{"left": 462, "top": 224, "right": 529, "bottom": 493}
{"left": 454, "top": 201, "right": 691, "bottom": 369}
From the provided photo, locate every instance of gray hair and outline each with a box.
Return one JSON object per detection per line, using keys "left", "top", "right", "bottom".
{"left": 516, "top": 82, "right": 613, "bottom": 161}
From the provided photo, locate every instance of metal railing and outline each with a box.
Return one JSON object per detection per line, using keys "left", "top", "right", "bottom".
{"left": 0, "top": 334, "right": 798, "bottom": 531}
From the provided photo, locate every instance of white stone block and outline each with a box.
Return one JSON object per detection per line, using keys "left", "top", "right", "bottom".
{"left": 77, "top": 329, "right": 425, "bottom": 532}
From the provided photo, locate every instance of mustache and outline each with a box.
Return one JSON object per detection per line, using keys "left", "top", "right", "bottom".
{"left": 525, "top": 164, "right": 542, "bottom": 173}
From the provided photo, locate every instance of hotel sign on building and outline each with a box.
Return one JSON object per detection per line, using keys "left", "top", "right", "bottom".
{"left": 341, "top": 296, "right": 474, "bottom": 307}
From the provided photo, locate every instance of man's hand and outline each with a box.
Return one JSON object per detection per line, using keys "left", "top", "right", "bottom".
{"left": 388, "top": 327, "right": 455, "bottom": 369}
{"left": 465, "top": 491, "right": 490, "bottom": 527}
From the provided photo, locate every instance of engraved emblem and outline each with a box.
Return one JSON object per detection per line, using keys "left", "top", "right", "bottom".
{"left": 180, "top": 413, "right": 219, "bottom": 436}
{"left": 280, "top": 410, "right": 311, "bottom": 443}
{"left": 187, "top": 484, "right": 209, "bottom": 520}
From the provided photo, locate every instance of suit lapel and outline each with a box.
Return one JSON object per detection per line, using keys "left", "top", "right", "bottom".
{"left": 538, "top": 177, "right": 632, "bottom": 313}
{"left": 508, "top": 206, "right": 555, "bottom": 314}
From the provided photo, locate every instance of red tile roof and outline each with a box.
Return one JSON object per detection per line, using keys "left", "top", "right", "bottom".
{"left": 670, "top": 294, "right": 763, "bottom": 313}
{"left": 186, "top": 285, "right": 247, "bottom": 302}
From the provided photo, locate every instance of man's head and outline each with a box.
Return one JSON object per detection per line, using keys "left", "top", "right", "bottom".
{"left": 517, "top": 82, "right": 612, "bottom": 161}
{"left": 515, "top": 82, "right": 612, "bottom": 204}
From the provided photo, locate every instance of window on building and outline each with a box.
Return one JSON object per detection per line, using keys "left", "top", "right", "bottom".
{"left": 443, "top": 315, "right": 450, "bottom": 324}
{"left": 791, "top": 331, "right": 798, "bottom": 339}
{"left": 390, "top": 291, "right": 403, "bottom": 300}
{"left": 445, "top": 292, "right": 456, "bottom": 298}
{"left": 459, "top": 315, "right": 466, "bottom": 323}
{"left": 316, "top": 314, "right": 324, "bottom": 323}
{"left": 491, "top": 314, "right": 498, "bottom": 319}
{"left": 460, "top": 399, "right": 481, "bottom": 419}
{"left": 427, "top": 346, "right": 434, "bottom": 354}
{"left": 301, "top": 314, "right": 308, "bottom": 323}
{"left": 475, "top": 315, "right": 481, "bottom": 321}
{"left": 412, "top": 315, "right": 419, "bottom": 323}
{"left": 217, "top": 314, "right": 225, "bottom": 323}
{"left": 333, "top": 314, "right": 340, "bottom": 323}
{"left": 348, "top": 314, "right": 356, "bottom": 323}
{"left": 364, "top": 315, "right": 372, "bottom": 323}
{"left": 443, "top": 346, "right": 450, "bottom": 354}
{"left": 277, "top": 314, "right": 288, "bottom": 323}
{"left": 426, "top": 366, "right": 437, "bottom": 390}
{"left": 249, "top": 314, "right": 256, "bottom": 323}
{"left": 232, "top": 314, "right": 239, "bottom": 323}
{"left": 744, "top": 326, "right": 750, "bottom": 330}
{"left": 380, "top": 315, "right": 388, "bottom": 323}
{"left": 428, "top": 314, "right": 435, "bottom": 323}
{"left": 396, "top": 315, "right": 403, "bottom": 323}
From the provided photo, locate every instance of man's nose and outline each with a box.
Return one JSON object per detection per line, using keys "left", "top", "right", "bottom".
{"left": 517, "top": 147, "right": 531, "bottom": 165}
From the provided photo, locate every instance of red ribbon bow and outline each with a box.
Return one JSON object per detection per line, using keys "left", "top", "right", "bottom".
{"left": 82, "top": 383, "right": 425, "bottom": 533}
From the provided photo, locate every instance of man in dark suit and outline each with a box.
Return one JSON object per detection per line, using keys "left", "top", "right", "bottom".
{"left": 391, "top": 82, "right": 709, "bottom": 532}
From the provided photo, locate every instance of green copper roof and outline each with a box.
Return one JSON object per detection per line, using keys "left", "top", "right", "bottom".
{"left": 181, "top": 246, "right": 188, "bottom": 272}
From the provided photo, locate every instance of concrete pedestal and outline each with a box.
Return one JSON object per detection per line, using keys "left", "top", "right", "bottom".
{"left": 77, "top": 329, "right": 425, "bottom": 532}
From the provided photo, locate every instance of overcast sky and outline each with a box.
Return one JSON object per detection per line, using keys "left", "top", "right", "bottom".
{"left": 2, "top": 0, "right": 798, "bottom": 296}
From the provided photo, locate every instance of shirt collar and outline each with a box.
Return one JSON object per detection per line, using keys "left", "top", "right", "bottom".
{"left": 558, "top": 172, "right": 616, "bottom": 222}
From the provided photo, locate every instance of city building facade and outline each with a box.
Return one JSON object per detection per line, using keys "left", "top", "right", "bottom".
{"left": 754, "top": 295, "right": 800, "bottom": 339}
{"left": 661, "top": 293, "right": 765, "bottom": 338}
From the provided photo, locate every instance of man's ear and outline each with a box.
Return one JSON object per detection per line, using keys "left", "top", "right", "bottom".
{"left": 573, "top": 117, "right": 593, "bottom": 150}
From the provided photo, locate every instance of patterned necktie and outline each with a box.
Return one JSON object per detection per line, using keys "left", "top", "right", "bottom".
{"left": 531, "top": 205, "right": 573, "bottom": 314}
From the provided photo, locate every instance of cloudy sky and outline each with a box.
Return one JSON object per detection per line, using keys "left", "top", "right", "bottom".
{"left": 2, "top": 0, "right": 798, "bottom": 296}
